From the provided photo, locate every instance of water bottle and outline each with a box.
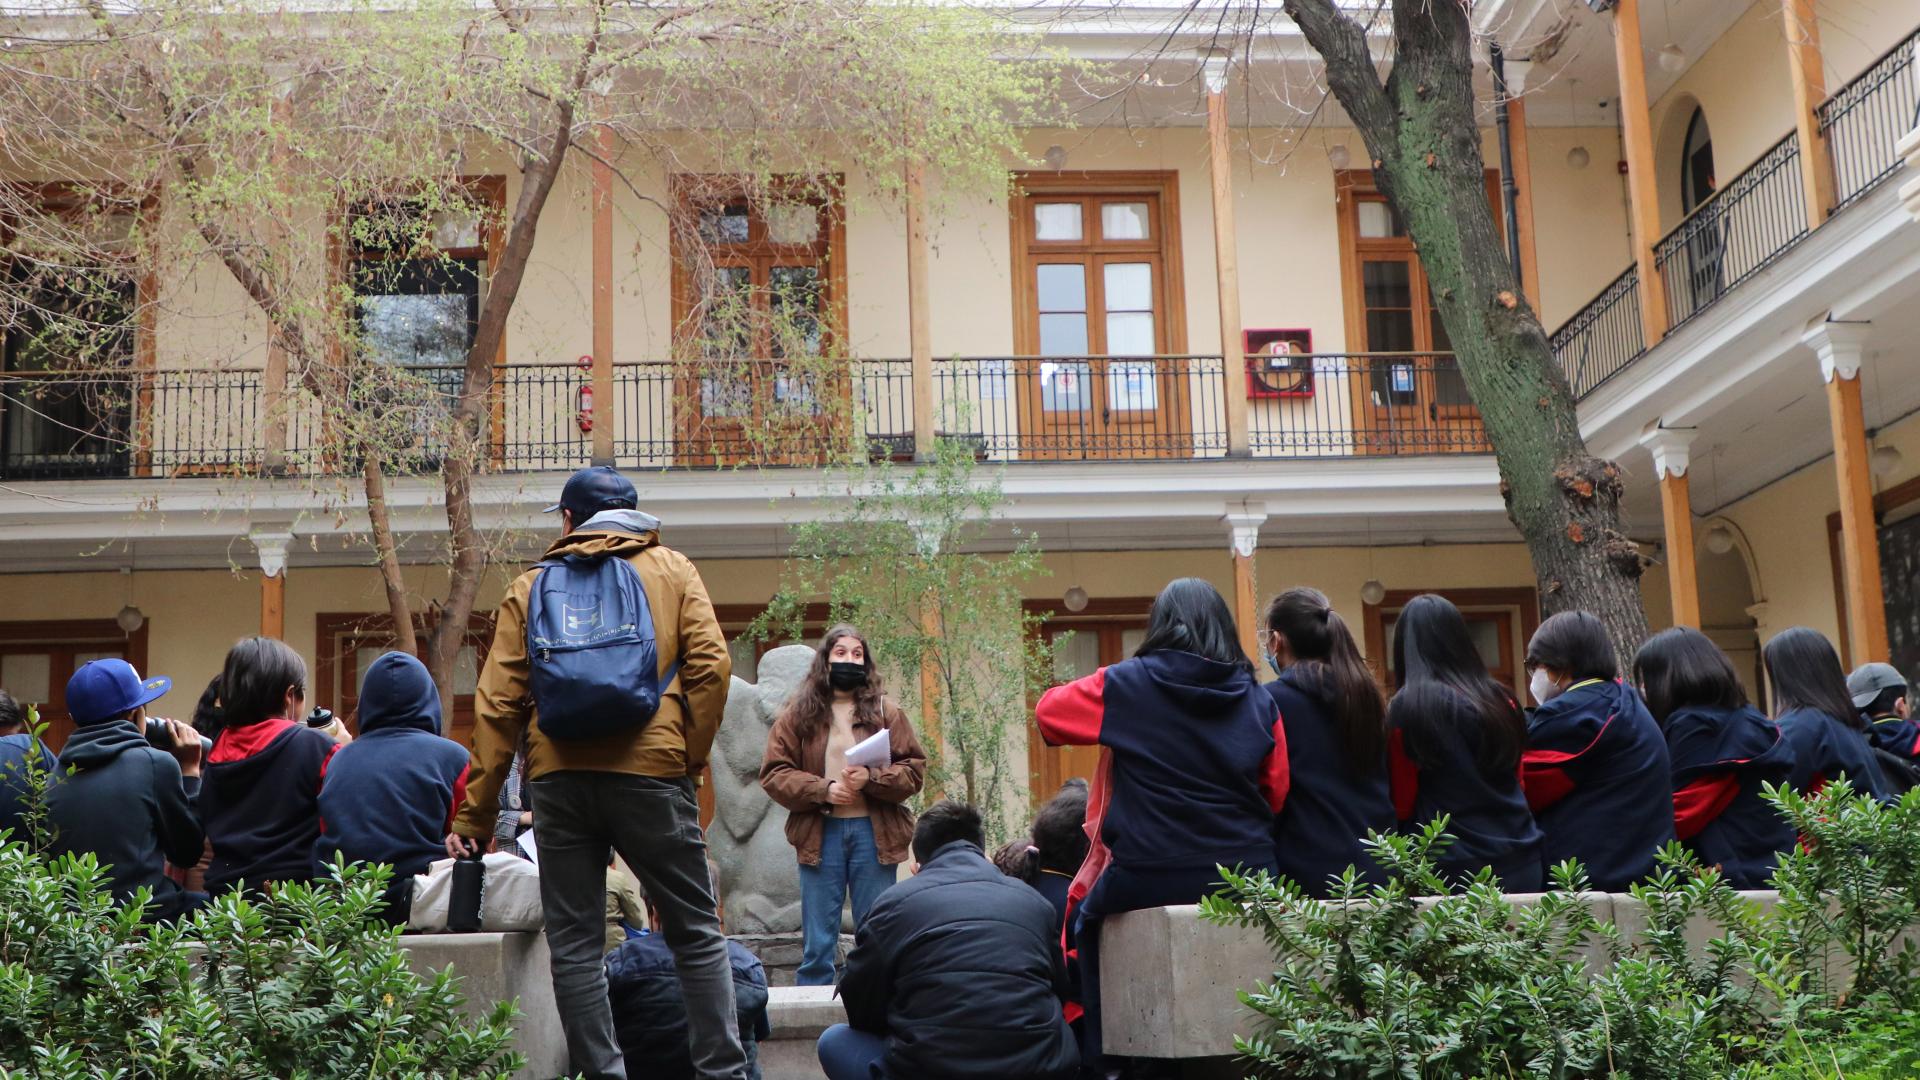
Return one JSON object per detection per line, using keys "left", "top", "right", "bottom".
{"left": 448, "top": 851, "right": 485, "bottom": 932}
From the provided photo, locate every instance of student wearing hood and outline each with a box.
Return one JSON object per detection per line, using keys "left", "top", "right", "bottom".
{"left": 317, "top": 651, "right": 471, "bottom": 924}
{"left": 1632, "top": 627, "right": 1795, "bottom": 889}
{"left": 1519, "top": 612, "right": 1675, "bottom": 891}
{"left": 1034, "top": 577, "right": 1286, "bottom": 1072}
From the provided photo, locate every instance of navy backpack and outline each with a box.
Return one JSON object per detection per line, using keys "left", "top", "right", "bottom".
{"left": 526, "top": 552, "right": 679, "bottom": 740}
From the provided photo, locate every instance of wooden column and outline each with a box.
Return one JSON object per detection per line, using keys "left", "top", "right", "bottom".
{"left": 1507, "top": 98, "right": 1543, "bottom": 308}
{"left": 1610, "top": 0, "right": 1671, "bottom": 345}
{"left": 1640, "top": 427, "right": 1700, "bottom": 628}
{"left": 906, "top": 163, "right": 935, "bottom": 461}
{"left": 1204, "top": 59, "right": 1251, "bottom": 458}
{"left": 1808, "top": 320, "right": 1888, "bottom": 661}
{"left": 252, "top": 530, "right": 291, "bottom": 640}
{"left": 1225, "top": 507, "right": 1267, "bottom": 668}
{"left": 1782, "top": 0, "right": 1836, "bottom": 229}
{"left": 590, "top": 114, "right": 616, "bottom": 466}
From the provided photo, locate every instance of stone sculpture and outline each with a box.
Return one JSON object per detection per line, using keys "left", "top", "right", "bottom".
{"left": 708, "top": 643, "right": 812, "bottom": 936}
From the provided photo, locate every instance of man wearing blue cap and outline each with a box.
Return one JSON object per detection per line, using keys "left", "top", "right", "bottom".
{"left": 45, "top": 658, "right": 207, "bottom": 921}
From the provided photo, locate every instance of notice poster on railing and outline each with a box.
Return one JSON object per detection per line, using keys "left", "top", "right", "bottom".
{"left": 980, "top": 358, "right": 1010, "bottom": 401}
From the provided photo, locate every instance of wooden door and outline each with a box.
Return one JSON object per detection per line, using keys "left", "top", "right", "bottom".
{"left": 0, "top": 620, "right": 149, "bottom": 751}
{"left": 1029, "top": 614, "right": 1147, "bottom": 802}
{"left": 672, "top": 184, "right": 848, "bottom": 466}
{"left": 1012, "top": 177, "right": 1189, "bottom": 459}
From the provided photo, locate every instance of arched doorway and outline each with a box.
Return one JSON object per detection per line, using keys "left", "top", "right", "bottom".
{"left": 1676, "top": 106, "right": 1724, "bottom": 314}
{"left": 1680, "top": 107, "right": 1716, "bottom": 215}
{"left": 1698, "top": 518, "right": 1765, "bottom": 708}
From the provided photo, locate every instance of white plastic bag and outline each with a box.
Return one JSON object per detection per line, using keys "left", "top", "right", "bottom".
{"left": 407, "top": 852, "right": 544, "bottom": 932}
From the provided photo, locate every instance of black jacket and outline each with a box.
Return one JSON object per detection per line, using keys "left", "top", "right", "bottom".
{"left": 45, "top": 720, "right": 203, "bottom": 920}
{"left": 606, "top": 932, "right": 769, "bottom": 1080}
{"left": 839, "top": 840, "right": 1079, "bottom": 1080}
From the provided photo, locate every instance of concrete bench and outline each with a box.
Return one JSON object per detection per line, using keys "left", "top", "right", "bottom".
{"left": 402, "top": 932, "right": 568, "bottom": 1079}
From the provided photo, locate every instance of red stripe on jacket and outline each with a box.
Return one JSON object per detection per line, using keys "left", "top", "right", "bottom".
{"left": 446, "top": 763, "right": 471, "bottom": 834}
{"left": 1672, "top": 774, "right": 1741, "bottom": 840}
{"left": 1035, "top": 669, "right": 1106, "bottom": 747}
{"left": 1260, "top": 711, "right": 1289, "bottom": 814}
{"left": 1388, "top": 729, "right": 1418, "bottom": 821}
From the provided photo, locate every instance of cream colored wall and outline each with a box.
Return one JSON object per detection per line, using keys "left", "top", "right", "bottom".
{"left": 1524, "top": 126, "right": 1636, "bottom": 329}
{"left": 1818, "top": 0, "right": 1919, "bottom": 88}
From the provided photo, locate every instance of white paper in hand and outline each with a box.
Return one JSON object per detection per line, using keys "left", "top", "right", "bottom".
{"left": 843, "top": 727, "right": 892, "bottom": 771}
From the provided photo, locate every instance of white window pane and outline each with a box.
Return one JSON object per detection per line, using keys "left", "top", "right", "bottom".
{"left": 1120, "top": 628, "right": 1146, "bottom": 655}
{"left": 358, "top": 293, "right": 472, "bottom": 367}
{"left": 1040, "top": 361, "right": 1090, "bottom": 412}
{"left": 1107, "top": 360, "right": 1158, "bottom": 410}
{"left": 700, "top": 375, "right": 752, "bottom": 418}
{"left": 1052, "top": 632, "right": 1100, "bottom": 681}
{"left": 766, "top": 203, "right": 820, "bottom": 245}
{"left": 1468, "top": 619, "right": 1502, "bottom": 672}
{"left": 1105, "top": 312, "right": 1156, "bottom": 357}
{"left": 1358, "top": 201, "right": 1401, "bottom": 239}
{"left": 453, "top": 646, "right": 480, "bottom": 697}
{"left": 1033, "top": 203, "right": 1082, "bottom": 241}
{"left": 1103, "top": 263, "right": 1153, "bottom": 312}
{"left": 2, "top": 654, "right": 52, "bottom": 706}
{"left": 1101, "top": 201, "right": 1149, "bottom": 240}
{"left": 1038, "top": 313, "right": 1089, "bottom": 356}
{"left": 1035, "top": 264, "right": 1086, "bottom": 313}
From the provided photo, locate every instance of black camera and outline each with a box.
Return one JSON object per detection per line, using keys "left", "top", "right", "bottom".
{"left": 145, "top": 718, "right": 214, "bottom": 757}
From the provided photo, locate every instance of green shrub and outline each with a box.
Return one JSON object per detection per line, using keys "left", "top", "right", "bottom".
{"left": 0, "top": 840, "right": 523, "bottom": 1078}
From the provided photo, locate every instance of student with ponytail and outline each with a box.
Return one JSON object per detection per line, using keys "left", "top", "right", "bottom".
{"left": 1519, "top": 612, "right": 1674, "bottom": 891}
{"left": 1260, "top": 587, "right": 1394, "bottom": 895}
{"left": 1385, "top": 595, "right": 1543, "bottom": 890}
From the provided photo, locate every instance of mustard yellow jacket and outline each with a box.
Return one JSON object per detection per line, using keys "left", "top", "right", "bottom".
{"left": 451, "top": 523, "right": 732, "bottom": 841}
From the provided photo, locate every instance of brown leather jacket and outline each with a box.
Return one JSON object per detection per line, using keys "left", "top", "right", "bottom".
{"left": 759, "top": 698, "right": 927, "bottom": 866}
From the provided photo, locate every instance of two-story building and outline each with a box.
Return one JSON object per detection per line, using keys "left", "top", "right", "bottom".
{"left": 2, "top": 0, "right": 1916, "bottom": 804}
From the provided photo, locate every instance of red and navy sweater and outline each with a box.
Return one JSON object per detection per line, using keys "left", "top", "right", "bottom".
{"left": 202, "top": 718, "right": 337, "bottom": 895}
{"left": 1388, "top": 686, "right": 1544, "bottom": 891}
{"left": 1520, "top": 680, "right": 1675, "bottom": 891}
{"left": 1867, "top": 713, "right": 1920, "bottom": 760}
{"left": 1035, "top": 651, "right": 1286, "bottom": 875}
{"left": 1662, "top": 704, "right": 1796, "bottom": 889}
{"left": 1265, "top": 667, "right": 1393, "bottom": 896}
{"left": 1775, "top": 706, "right": 1889, "bottom": 800}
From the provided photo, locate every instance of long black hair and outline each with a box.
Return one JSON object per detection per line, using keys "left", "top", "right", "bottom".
{"left": 219, "top": 636, "right": 308, "bottom": 729}
{"left": 774, "top": 624, "right": 888, "bottom": 741}
{"left": 1632, "top": 626, "right": 1748, "bottom": 723}
{"left": 1763, "top": 626, "right": 1861, "bottom": 730}
{"left": 1265, "top": 586, "right": 1385, "bottom": 774}
{"left": 1134, "top": 577, "right": 1252, "bottom": 674}
{"left": 1525, "top": 611, "right": 1618, "bottom": 682}
{"left": 1387, "top": 594, "right": 1525, "bottom": 781}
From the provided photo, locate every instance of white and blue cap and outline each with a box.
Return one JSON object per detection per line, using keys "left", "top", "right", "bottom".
{"left": 66, "top": 658, "right": 172, "bottom": 726}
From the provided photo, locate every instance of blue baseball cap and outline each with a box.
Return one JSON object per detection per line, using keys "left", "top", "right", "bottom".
{"left": 544, "top": 465, "right": 638, "bottom": 517}
{"left": 66, "top": 658, "right": 172, "bottom": 726}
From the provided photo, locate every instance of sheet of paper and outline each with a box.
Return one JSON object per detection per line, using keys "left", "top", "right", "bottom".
{"left": 515, "top": 830, "right": 539, "bottom": 867}
{"left": 843, "top": 727, "right": 892, "bottom": 771}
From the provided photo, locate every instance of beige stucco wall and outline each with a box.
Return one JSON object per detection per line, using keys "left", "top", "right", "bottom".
{"left": 1818, "top": 0, "right": 1918, "bottom": 89}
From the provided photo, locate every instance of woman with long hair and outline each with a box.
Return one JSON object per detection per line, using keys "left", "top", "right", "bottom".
{"left": 1260, "top": 586, "right": 1393, "bottom": 896}
{"left": 1035, "top": 577, "right": 1286, "bottom": 1069}
{"left": 1386, "top": 594, "right": 1543, "bottom": 890}
{"left": 759, "top": 625, "right": 927, "bottom": 986}
{"left": 1633, "top": 627, "right": 1796, "bottom": 888}
{"left": 1763, "top": 626, "right": 1889, "bottom": 799}
{"left": 1520, "top": 611, "right": 1673, "bottom": 891}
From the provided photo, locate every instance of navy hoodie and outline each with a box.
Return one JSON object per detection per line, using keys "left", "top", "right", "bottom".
{"left": 1388, "top": 686, "right": 1544, "bottom": 891}
{"left": 1521, "top": 680, "right": 1676, "bottom": 891}
{"left": 0, "top": 732, "right": 57, "bottom": 838}
{"left": 1036, "top": 651, "right": 1286, "bottom": 874}
{"left": 317, "top": 653, "right": 470, "bottom": 882}
{"left": 45, "top": 720, "right": 203, "bottom": 919}
{"left": 1266, "top": 666, "right": 1394, "bottom": 896}
{"left": 1775, "top": 706, "right": 1889, "bottom": 800}
{"left": 1663, "top": 704, "right": 1796, "bottom": 889}
{"left": 202, "top": 714, "right": 336, "bottom": 894}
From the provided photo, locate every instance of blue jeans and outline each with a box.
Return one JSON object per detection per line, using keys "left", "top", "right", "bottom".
{"left": 796, "top": 816, "right": 896, "bottom": 986}
{"left": 817, "top": 1023, "right": 887, "bottom": 1080}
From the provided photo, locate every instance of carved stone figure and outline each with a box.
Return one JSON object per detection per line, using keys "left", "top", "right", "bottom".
{"left": 708, "top": 644, "right": 812, "bottom": 935}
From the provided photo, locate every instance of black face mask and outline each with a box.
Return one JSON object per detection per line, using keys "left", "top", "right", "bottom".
{"left": 828, "top": 662, "right": 868, "bottom": 691}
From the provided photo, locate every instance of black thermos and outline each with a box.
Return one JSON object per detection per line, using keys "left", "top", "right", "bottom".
{"left": 448, "top": 852, "right": 485, "bottom": 932}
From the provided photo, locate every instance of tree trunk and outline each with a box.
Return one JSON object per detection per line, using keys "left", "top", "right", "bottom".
{"left": 1284, "top": 0, "right": 1651, "bottom": 663}
{"left": 363, "top": 451, "right": 419, "bottom": 657}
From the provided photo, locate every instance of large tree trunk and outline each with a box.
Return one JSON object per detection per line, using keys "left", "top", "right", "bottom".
{"left": 363, "top": 451, "right": 419, "bottom": 656}
{"left": 1284, "top": 0, "right": 1651, "bottom": 662}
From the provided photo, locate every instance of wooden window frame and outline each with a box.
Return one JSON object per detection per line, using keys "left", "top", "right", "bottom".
{"left": 1360, "top": 586, "right": 1540, "bottom": 697}
{"left": 1825, "top": 473, "right": 1920, "bottom": 667}
{"left": 1333, "top": 169, "right": 1502, "bottom": 357}
{"left": 0, "top": 618, "right": 152, "bottom": 749}
{"left": 1020, "top": 596, "right": 1155, "bottom": 802}
{"left": 312, "top": 611, "right": 494, "bottom": 745}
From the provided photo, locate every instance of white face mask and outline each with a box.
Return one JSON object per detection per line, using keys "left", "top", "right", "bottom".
{"left": 1529, "top": 668, "right": 1562, "bottom": 707}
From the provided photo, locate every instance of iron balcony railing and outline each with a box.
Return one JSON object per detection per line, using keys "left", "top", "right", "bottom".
{"left": 932, "top": 355, "right": 1228, "bottom": 462}
{"left": 1653, "top": 132, "right": 1808, "bottom": 330}
{"left": 1246, "top": 353, "right": 1490, "bottom": 457}
{"left": 1818, "top": 26, "right": 1920, "bottom": 212}
{"left": 1550, "top": 267, "right": 1645, "bottom": 399}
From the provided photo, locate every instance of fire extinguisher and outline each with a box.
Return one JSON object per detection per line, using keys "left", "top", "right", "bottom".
{"left": 576, "top": 354, "right": 594, "bottom": 433}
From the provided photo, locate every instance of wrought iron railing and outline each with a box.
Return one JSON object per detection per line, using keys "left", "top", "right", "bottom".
{"left": 1654, "top": 132, "right": 1808, "bottom": 329}
{"left": 1550, "top": 267, "right": 1646, "bottom": 399}
{"left": 608, "top": 358, "right": 915, "bottom": 468}
{"left": 932, "top": 355, "right": 1228, "bottom": 462}
{"left": 1246, "top": 353, "right": 1490, "bottom": 457}
{"left": 1818, "top": 26, "right": 1920, "bottom": 211}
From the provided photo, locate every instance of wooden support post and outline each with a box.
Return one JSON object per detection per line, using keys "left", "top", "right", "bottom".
{"left": 1808, "top": 320, "right": 1888, "bottom": 662}
{"left": 590, "top": 115, "right": 616, "bottom": 467}
{"left": 906, "top": 163, "right": 936, "bottom": 461}
{"left": 252, "top": 530, "right": 291, "bottom": 640}
{"left": 1782, "top": 0, "right": 1836, "bottom": 229}
{"left": 1610, "top": 0, "right": 1671, "bottom": 345}
{"left": 1507, "top": 98, "right": 1543, "bottom": 309}
{"left": 1204, "top": 61, "right": 1250, "bottom": 458}
{"left": 1225, "top": 507, "right": 1267, "bottom": 668}
{"left": 1640, "top": 427, "right": 1700, "bottom": 628}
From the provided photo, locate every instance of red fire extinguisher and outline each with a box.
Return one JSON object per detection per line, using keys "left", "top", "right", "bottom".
{"left": 577, "top": 354, "right": 594, "bottom": 433}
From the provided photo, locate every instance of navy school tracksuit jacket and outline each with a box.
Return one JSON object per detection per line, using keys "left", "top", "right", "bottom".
{"left": 1520, "top": 679, "right": 1676, "bottom": 891}
{"left": 1662, "top": 704, "right": 1796, "bottom": 889}
{"left": 1265, "top": 666, "right": 1394, "bottom": 896}
{"left": 201, "top": 715, "right": 337, "bottom": 895}
{"left": 1387, "top": 688, "right": 1544, "bottom": 891}
{"left": 1774, "top": 706, "right": 1890, "bottom": 800}
{"left": 317, "top": 653, "right": 471, "bottom": 883}
{"left": 1035, "top": 651, "right": 1287, "bottom": 881}
{"left": 1867, "top": 713, "right": 1920, "bottom": 759}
